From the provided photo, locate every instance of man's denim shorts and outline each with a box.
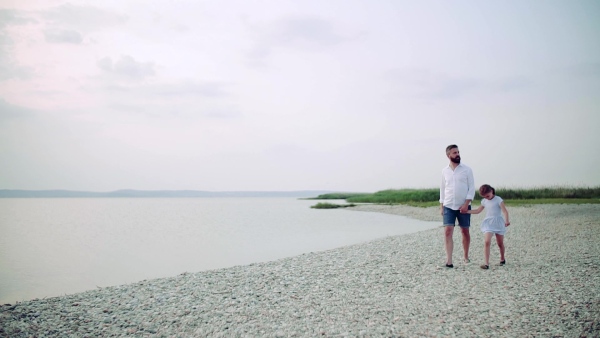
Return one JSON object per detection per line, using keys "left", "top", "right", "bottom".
{"left": 443, "top": 206, "right": 471, "bottom": 228}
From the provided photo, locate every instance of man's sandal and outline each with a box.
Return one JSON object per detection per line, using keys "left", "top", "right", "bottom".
{"left": 480, "top": 264, "right": 489, "bottom": 270}
{"left": 499, "top": 260, "right": 506, "bottom": 266}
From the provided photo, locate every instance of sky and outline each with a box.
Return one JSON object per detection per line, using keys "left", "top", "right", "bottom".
{"left": 0, "top": 1, "right": 599, "bottom": 192}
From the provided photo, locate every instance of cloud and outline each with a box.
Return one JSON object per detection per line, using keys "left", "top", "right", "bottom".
{"left": 0, "top": 41, "right": 34, "bottom": 80}
{"left": 90, "top": 52, "right": 232, "bottom": 118}
{"left": 385, "top": 68, "right": 532, "bottom": 100}
{"left": 0, "top": 9, "right": 36, "bottom": 80}
{"left": 44, "top": 29, "right": 83, "bottom": 44}
{"left": 0, "top": 98, "right": 34, "bottom": 120}
{"left": 559, "top": 62, "right": 600, "bottom": 81}
{"left": 0, "top": 61, "right": 32, "bottom": 81}
{"left": 97, "top": 55, "right": 156, "bottom": 80}
{"left": 0, "top": 33, "right": 34, "bottom": 81}
{"left": 1, "top": 4, "right": 126, "bottom": 50}
{"left": 84, "top": 77, "right": 234, "bottom": 118}
{"left": 487, "top": 77, "right": 532, "bottom": 93}
{"left": 247, "top": 16, "right": 350, "bottom": 64}
{"left": 40, "top": 3, "right": 127, "bottom": 32}
{"left": 385, "top": 69, "right": 476, "bottom": 99}
{"left": 0, "top": 9, "right": 37, "bottom": 28}
{"left": 263, "top": 17, "right": 345, "bottom": 46}
{"left": 101, "top": 80, "right": 227, "bottom": 98}
{"left": 106, "top": 102, "right": 240, "bottom": 119}
{"left": 143, "top": 82, "right": 226, "bottom": 98}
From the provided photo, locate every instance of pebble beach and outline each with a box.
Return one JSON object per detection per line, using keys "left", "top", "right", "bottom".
{"left": 1, "top": 204, "right": 599, "bottom": 337}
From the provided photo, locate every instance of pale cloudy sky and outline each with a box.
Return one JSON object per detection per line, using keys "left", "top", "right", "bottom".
{"left": 1, "top": 0, "right": 599, "bottom": 192}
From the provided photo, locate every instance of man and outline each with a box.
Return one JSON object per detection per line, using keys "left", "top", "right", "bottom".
{"left": 440, "top": 144, "right": 475, "bottom": 268}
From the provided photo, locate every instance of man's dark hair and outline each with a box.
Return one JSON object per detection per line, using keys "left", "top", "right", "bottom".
{"left": 446, "top": 144, "right": 458, "bottom": 156}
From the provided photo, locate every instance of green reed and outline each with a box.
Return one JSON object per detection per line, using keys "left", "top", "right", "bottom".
{"left": 312, "top": 186, "right": 600, "bottom": 206}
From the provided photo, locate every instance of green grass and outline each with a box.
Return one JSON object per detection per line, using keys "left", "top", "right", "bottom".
{"left": 391, "top": 199, "right": 600, "bottom": 208}
{"left": 310, "top": 186, "right": 600, "bottom": 208}
{"left": 310, "top": 202, "right": 357, "bottom": 209}
{"left": 503, "top": 198, "right": 600, "bottom": 206}
{"left": 346, "top": 189, "right": 439, "bottom": 204}
{"left": 491, "top": 186, "right": 600, "bottom": 200}
{"left": 306, "top": 193, "right": 370, "bottom": 200}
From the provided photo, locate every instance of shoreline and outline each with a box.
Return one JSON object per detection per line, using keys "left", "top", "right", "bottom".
{"left": 0, "top": 198, "right": 439, "bottom": 306}
{"left": 1, "top": 204, "right": 599, "bottom": 337}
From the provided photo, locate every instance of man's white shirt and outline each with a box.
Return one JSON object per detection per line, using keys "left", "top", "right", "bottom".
{"left": 440, "top": 163, "right": 475, "bottom": 210}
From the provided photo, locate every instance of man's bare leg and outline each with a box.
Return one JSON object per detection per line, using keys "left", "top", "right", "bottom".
{"left": 460, "top": 227, "right": 471, "bottom": 262}
{"left": 444, "top": 226, "right": 454, "bottom": 265}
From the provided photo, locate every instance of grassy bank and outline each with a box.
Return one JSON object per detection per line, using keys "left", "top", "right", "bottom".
{"left": 310, "top": 202, "right": 357, "bottom": 209}
{"left": 311, "top": 186, "right": 600, "bottom": 207}
{"left": 305, "top": 193, "right": 370, "bottom": 200}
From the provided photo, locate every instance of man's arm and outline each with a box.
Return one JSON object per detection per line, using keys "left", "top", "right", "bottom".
{"left": 466, "top": 167, "right": 475, "bottom": 201}
{"left": 440, "top": 174, "right": 445, "bottom": 216}
{"left": 459, "top": 199, "right": 471, "bottom": 213}
{"left": 459, "top": 167, "right": 475, "bottom": 213}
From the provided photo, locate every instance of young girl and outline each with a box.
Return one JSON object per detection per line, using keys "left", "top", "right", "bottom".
{"left": 464, "top": 184, "right": 510, "bottom": 269}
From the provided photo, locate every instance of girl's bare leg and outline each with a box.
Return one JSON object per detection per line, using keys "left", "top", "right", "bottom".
{"left": 483, "top": 232, "right": 493, "bottom": 266}
{"left": 496, "top": 234, "right": 505, "bottom": 262}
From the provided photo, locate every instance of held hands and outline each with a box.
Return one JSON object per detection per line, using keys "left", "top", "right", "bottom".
{"left": 459, "top": 204, "right": 469, "bottom": 214}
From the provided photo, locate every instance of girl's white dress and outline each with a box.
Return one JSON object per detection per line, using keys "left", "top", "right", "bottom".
{"left": 480, "top": 196, "right": 507, "bottom": 235}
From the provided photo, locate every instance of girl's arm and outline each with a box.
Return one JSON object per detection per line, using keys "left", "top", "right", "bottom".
{"left": 500, "top": 202, "right": 510, "bottom": 226}
{"left": 464, "top": 205, "right": 484, "bottom": 214}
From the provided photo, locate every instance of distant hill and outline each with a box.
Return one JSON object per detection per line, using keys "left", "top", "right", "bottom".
{"left": 0, "top": 189, "right": 333, "bottom": 198}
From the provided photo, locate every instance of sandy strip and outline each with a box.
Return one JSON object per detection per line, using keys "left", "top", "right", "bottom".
{"left": 1, "top": 204, "right": 599, "bottom": 337}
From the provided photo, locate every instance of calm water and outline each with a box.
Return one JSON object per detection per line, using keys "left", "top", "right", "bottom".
{"left": 0, "top": 198, "right": 438, "bottom": 304}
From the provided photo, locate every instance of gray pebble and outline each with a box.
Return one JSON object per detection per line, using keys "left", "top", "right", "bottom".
{"left": 0, "top": 204, "right": 598, "bottom": 337}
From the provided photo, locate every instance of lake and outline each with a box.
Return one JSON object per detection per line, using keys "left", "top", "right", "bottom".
{"left": 0, "top": 198, "right": 438, "bottom": 304}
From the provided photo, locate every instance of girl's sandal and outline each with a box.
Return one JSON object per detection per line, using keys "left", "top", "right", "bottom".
{"left": 499, "top": 260, "right": 506, "bottom": 266}
{"left": 480, "top": 264, "right": 489, "bottom": 270}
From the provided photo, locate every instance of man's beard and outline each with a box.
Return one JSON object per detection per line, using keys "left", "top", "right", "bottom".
{"left": 451, "top": 156, "right": 461, "bottom": 164}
